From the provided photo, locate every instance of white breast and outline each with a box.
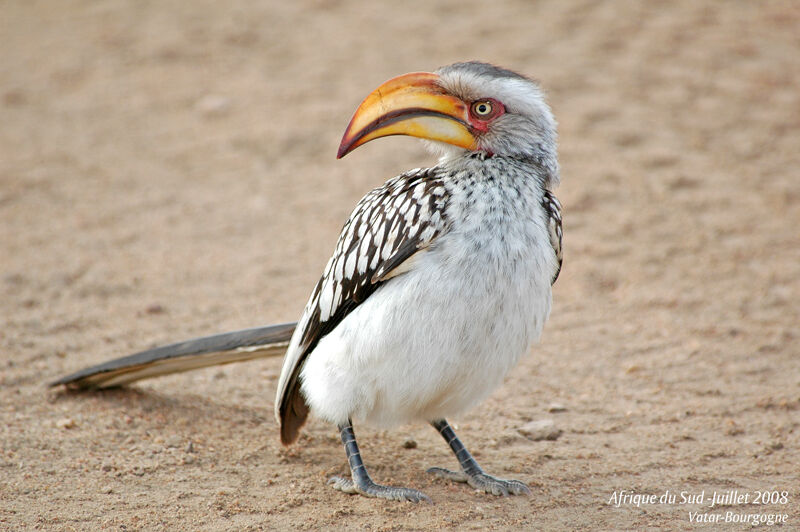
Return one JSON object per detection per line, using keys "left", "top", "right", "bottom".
{"left": 299, "top": 158, "right": 559, "bottom": 428}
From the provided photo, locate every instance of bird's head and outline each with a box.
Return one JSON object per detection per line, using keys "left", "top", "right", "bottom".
{"left": 338, "top": 61, "right": 558, "bottom": 183}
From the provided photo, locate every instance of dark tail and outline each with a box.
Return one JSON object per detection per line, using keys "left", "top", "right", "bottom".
{"left": 50, "top": 322, "right": 297, "bottom": 390}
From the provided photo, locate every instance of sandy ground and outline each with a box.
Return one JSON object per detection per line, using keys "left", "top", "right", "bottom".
{"left": 2, "top": 1, "right": 799, "bottom": 530}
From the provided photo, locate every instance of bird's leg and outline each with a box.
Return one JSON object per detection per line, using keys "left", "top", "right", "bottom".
{"left": 427, "top": 419, "right": 531, "bottom": 496}
{"left": 328, "top": 420, "right": 431, "bottom": 503}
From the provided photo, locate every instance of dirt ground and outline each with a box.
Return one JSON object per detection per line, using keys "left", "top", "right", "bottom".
{"left": 2, "top": 1, "right": 799, "bottom": 530}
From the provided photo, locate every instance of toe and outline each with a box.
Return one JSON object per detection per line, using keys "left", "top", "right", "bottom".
{"left": 401, "top": 488, "right": 432, "bottom": 504}
{"left": 368, "top": 485, "right": 431, "bottom": 503}
{"left": 330, "top": 476, "right": 431, "bottom": 503}
{"left": 505, "top": 480, "right": 531, "bottom": 496}
{"left": 426, "top": 467, "right": 468, "bottom": 483}
{"left": 327, "top": 476, "right": 358, "bottom": 494}
{"left": 466, "top": 473, "right": 530, "bottom": 497}
{"left": 472, "top": 475, "right": 509, "bottom": 496}
{"left": 425, "top": 467, "right": 530, "bottom": 497}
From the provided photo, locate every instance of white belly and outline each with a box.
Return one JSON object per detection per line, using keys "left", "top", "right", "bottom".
{"left": 299, "top": 215, "right": 556, "bottom": 427}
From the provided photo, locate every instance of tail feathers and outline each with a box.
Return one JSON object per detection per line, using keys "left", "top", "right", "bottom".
{"left": 280, "top": 387, "right": 310, "bottom": 445}
{"left": 50, "top": 322, "right": 297, "bottom": 390}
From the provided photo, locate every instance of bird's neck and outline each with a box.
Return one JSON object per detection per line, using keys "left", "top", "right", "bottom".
{"left": 438, "top": 151, "right": 559, "bottom": 190}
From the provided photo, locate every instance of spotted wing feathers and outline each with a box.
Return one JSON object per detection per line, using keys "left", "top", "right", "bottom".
{"left": 543, "top": 189, "right": 563, "bottom": 284}
{"left": 299, "top": 168, "right": 449, "bottom": 352}
{"left": 277, "top": 168, "right": 450, "bottom": 444}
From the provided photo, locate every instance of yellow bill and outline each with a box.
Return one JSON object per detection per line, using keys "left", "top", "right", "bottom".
{"left": 337, "top": 72, "right": 477, "bottom": 158}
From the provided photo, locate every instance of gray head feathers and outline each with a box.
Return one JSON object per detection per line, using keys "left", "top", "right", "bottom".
{"left": 433, "top": 62, "right": 559, "bottom": 187}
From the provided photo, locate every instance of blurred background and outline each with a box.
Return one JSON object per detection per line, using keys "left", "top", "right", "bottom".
{"left": 2, "top": 1, "right": 798, "bottom": 529}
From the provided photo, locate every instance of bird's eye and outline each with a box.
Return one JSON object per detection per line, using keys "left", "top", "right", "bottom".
{"left": 471, "top": 101, "right": 493, "bottom": 117}
{"left": 467, "top": 99, "right": 504, "bottom": 126}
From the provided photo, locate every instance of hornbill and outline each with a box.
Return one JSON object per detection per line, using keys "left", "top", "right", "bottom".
{"left": 53, "top": 61, "right": 563, "bottom": 502}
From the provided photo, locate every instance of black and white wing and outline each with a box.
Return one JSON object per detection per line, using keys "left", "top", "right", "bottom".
{"left": 542, "top": 190, "right": 563, "bottom": 284}
{"left": 276, "top": 168, "right": 451, "bottom": 444}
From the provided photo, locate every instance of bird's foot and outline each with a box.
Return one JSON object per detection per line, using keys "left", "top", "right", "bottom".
{"left": 426, "top": 467, "right": 530, "bottom": 496}
{"left": 328, "top": 476, "right": 431, "bottom": 503}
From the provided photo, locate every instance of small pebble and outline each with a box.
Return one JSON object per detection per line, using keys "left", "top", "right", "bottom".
{"left": 547, "top": 403, "right": 567, "bottom": 413}
{"left": 145, "top": 303, "right": 166, "bottom": 315}
{"left": 402, "top": 438, "right": 417, "bottom": 449}
{"left": 57, "top": 418, "right": 75, "bottom": 429}
{"left": 517, "top": 419, "right": 562, "bottom": 441}
{"left": 196, "top": 94, "right": 231, "bottom": 116}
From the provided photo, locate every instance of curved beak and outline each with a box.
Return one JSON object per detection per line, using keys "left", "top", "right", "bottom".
{"left": 337, "top": 72, "right": 476, "bottom": 159}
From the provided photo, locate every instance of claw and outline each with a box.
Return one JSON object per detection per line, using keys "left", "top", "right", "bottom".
{"left": 426, "top": 467, "right": 468, "bottom": 483}
{"left": 333, "top": 421, "right": 432, "bottom": 503}
{"left": 328, "top": 475, "right": 431, "bottom": 503}
{"left": 328, "top": 476, "right": 358, "bottom": 494}
{"left": 427, "top": 467, "right": 530, "bottom": 496}
{"left": 429, "top": 419, "right": 531, "bottom": 497}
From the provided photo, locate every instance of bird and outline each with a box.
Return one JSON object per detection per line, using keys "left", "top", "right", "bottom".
{"left": 52, "top": 61, "right": 563, "bottom": 503}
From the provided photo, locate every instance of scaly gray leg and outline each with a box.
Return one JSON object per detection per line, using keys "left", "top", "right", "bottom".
{"left": 427, "top": 419, "right": 530, "bottom": 496}
{"left": 328, "top": 420, "right": 431, "bottom": 503}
